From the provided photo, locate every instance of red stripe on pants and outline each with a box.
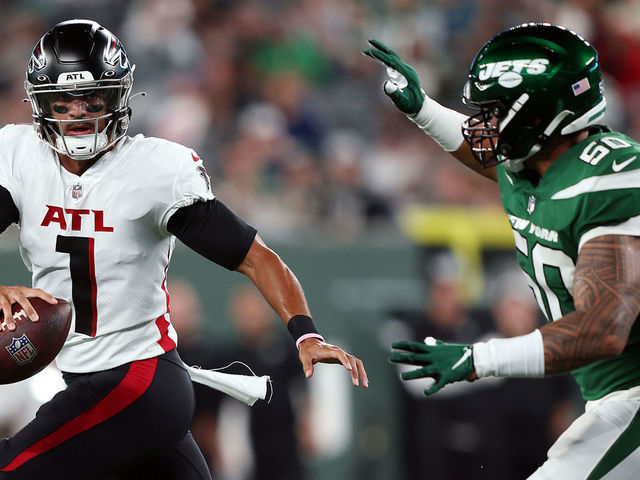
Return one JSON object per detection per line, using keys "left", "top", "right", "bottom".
{"left": 1, "top": 357, "right": 158, "bottom": 471}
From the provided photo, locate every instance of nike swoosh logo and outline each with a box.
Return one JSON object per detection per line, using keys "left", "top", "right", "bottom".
{"left": 451, "top": 347, "right": 472, "bottom": 370}
{"left": 612, "top": 156, "right": 636, "bottom": 172}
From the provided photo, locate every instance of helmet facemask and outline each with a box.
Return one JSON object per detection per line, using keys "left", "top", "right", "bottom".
{"left": 25, "top": 73, "right": 133, "bottom": 161}
{"left": 461, "top": 100, "right": 504, "bottom": 169}
{"left": 462, "top": 92, "right": 545, "bottom": 170}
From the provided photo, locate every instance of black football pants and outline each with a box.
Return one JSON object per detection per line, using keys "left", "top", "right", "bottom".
{"left": 0, "top": 349, "right": 212, "bottom": 479}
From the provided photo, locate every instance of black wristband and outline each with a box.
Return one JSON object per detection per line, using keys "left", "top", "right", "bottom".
{"left": 287, "top": 315, "right": 324, "bottom": 347}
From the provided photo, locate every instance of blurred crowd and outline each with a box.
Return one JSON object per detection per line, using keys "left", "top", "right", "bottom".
{"left": 384, "top": 251, "right": 579, "bottom": 479}
{"left": 1, "top": 1, "right": 636, "bottom": 478}
{"left": 2, "top": 0, "right": 640, "bottom": 242}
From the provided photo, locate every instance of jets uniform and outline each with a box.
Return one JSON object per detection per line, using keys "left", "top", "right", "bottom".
{"left": 369, "top": 22, "right": 640, "bottom": 480}
{"left": 499, "top": 127, "right": 640, "bottom": 479}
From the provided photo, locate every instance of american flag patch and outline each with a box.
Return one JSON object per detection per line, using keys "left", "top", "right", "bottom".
{"left": 572, "top": 78, "right": 590, "bottom": 96}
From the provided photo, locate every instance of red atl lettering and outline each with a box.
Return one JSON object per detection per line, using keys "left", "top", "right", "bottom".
{"left": 65, "top": 209, "right": 90, "bottom": 231}
{"left": 41, "top": 205, "right": 114, "bottom": 232}
{"left": 41, "top": 205, "right": 67, "bottom": 229}
{"left": 93, "top": 210, "right": 114, "bottom": 232}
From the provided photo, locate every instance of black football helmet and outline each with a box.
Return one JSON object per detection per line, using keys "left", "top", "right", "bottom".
{"left": 24, "top": 19, "right": 134, "bottom": 160}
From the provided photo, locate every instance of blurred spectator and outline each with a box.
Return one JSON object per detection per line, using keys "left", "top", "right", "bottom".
{"left": 169, "top": 279, "right": 225, "bottom": 475}
{"left": 225, "top": 282, "right": 312, "bottom": 480}
{"left": 170, "top": 278, "right": 312, "bottom": 479}
{"left": 482, "top": 270, "right": 578, "bottom": 479}
{"left": 320, "top": 129, "right": 393, "bottom": 237}
{"left": 387, "top": 251, "right": 494, "bottom": 479}
{"left": 387, "top": 254, "right": 577, "bottom": 479}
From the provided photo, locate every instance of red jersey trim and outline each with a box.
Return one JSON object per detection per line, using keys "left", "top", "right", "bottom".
{"left": 155, "top": 245, "right": 175, "bottom": 352}
{"left": 161, "top": 246, "right": 171, "bottom": 313}
{"left": 155, "top": 315, "right": 177, "bottom": 352}
{"left": 88, "top": 237, "right": 98, "bottom": 336}
{"left": 0, "top": 357, "right": 158, "bottom": 471}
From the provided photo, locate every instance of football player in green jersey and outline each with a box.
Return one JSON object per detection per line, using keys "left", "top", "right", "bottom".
{"left": 365, "top": 23, "right": 640, "bottom": 479}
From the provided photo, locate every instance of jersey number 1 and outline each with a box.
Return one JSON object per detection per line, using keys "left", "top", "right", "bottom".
{"left": 56, "top": 235, "right": 98, "bottom": 336}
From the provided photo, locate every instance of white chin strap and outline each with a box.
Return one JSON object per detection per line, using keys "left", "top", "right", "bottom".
{"left": 55, "top": 131, "right": 109, "bottom": 161}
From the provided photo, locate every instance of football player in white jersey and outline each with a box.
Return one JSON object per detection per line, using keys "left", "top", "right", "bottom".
{"left": 365, "top": 24, "right": 640, "bottom": 479}
{"left": 0, "top": 19, "right": 367, "bottom": 479}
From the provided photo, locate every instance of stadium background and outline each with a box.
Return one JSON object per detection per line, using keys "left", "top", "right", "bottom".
{"left": 1, "top": 1, "right": 639, "bottom": 478}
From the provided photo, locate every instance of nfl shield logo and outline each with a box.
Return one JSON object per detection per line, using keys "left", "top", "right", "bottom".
{"left": 72, "top": 183, "right": 83, "bottom": 199}
{"left": 6, "top": 334, "right": 38, "bottom": 365}
{"left": 527, "top": 195, "right": 536, "bottom": 215}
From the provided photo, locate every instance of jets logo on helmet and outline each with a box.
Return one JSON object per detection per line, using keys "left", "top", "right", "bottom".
{"left": 478, "top": 58, "right": 549, "bottom": 81}
{"left": 461, "top": 23, "right": 606, "bottom": 170}
{"left": 478, "top": 58, "right": 550, "bottom": 89}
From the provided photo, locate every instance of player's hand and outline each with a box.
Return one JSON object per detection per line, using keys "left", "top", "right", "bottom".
{"left": 390, "top": 337, "right": 476, "bottom": 395}
{"left": 0, "top": 286, "right": 58, "bottom": 330}
{"left": 362, "top": 39, "right": 425, "bottom": 115}
{"left": 298, "top": 337, "right": 369, "bottom": 388}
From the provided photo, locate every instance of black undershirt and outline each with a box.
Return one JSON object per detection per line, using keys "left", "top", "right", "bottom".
{"left": 0, "top": 184, "right": 19, "bottom": 234}
{"left": 167, "top": 199, "right": 257, "bottom": 271}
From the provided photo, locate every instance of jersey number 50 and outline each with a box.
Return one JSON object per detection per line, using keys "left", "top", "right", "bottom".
{"left": 513, "top": 230, "right": 574, "bottom": 321}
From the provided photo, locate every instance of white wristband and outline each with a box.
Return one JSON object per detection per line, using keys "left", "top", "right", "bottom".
{"left": 473, "top": 329, "right": 545, "bottom": 378}
{"left": 408, "top": 95, "right": 467, "bottom": 152}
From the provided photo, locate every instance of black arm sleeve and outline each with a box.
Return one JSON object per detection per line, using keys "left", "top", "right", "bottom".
{"left": 167, "top": 199, "right": 257, "bottom": 271}
{"left": 0, "top": 184, "right": 19, "bottom": 234}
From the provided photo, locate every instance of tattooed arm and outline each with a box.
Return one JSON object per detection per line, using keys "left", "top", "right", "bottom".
{"left": 388, "top": 234, "right": 640, "bottom": 389}
{"left": 540, "top": 235, "right": 640, "bottom": 374}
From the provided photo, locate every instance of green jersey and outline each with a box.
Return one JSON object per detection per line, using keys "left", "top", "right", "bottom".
{"left": 497, "top": 126, "right": 640, "bottom": 400}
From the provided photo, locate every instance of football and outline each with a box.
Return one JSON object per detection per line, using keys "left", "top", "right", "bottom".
{"left": 0, "top": 298, "right": 71, "bottom": 384}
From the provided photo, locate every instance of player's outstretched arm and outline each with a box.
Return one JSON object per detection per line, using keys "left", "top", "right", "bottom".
{"left": 363, "top": 39, "right": 497, "bottom": 182}
{"left": 235, "top": 235, "right": 369, "bottom": 388}
{"left": 0, "top": 286, "right": 58, "bottom": 329}
{"left": 390, "top": 234, "right": 640, "bottom": 396}
{"left": 474, "top": 234, "right": 640, "bottom": 378}
{"left": 539, "top": 234, "right": 640, "bottom": 374}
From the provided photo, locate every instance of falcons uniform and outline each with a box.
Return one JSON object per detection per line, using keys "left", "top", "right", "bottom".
{"left": 1, "top": 124, "right": 212, "bottom": 371}
{"left": 0, "top": 125, "right": 256, "bottom": 479}
{"left": 0, "top": 19, "right": 264, "bottom": 479}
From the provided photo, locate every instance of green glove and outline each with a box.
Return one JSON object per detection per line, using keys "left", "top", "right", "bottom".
{"left": 362, "top": 39, "right": 425, "bottom": 115}
{"left": 390, "top": 337, "right": 475, "bottom": 395}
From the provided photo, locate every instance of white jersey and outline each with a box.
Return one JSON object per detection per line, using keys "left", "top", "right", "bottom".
{"left": 0, "top": 124, "right": 214, "bottom": 372}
